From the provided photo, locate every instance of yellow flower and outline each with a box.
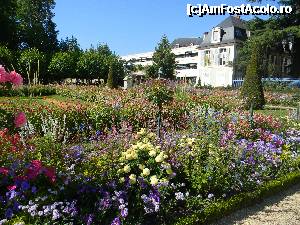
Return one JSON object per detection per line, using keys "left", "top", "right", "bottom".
{"left": 129, "top": 174, "right": 137, "bottom": 184}
{"left": 155, "top": 152, "right": 164, "bottom": 163}
{"left": 150, "top": 175, "right": 159, "bottom": 185}
{"left": 119, "top": 177, "right": 125, "bottom": 183}
{"left": 142, "top": 168, "right": 150, "bottom": 176}
{"left": 137, "top": 128, "right": 146, "bottom": 135}
{"left": 149, "top": 150, "right": 157, "bottom": 157}
{"left": 123, "top": 165, "right": 131, "bottom": 173}
{"left": 138, "top": 164, "right": 145, "bottom": 170}
{"left": 166, "top": 168, "right": 173, "bottom": 175}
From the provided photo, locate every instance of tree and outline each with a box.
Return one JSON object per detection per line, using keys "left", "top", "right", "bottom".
{"left": 18, "top": 48, "right": 46, "bottom": 85}
{"left": 152, "top": 35, "right": 176, "bottom": 80}
{"left": 241, "top": 45, "right": 265, "bottom": 110}
{"left": 48, "top": 51, "right": 80, "bottom": 82}
{"left": 145, "top": 64, "right": 158, "bottom": 78}
{"left": 59, "top": 36, "right": 81, "bottom": 52}
{"left": 16, "top": 0, "right": 58, "bottom": 53}
{"left": 0, "top": 0, "right": 18, "bottom": 50}
{"left": 107, "top": 64, "right": 115, "bottom": 88}
{"left": 0, "top": 45, "right": 14, "bottom": 70}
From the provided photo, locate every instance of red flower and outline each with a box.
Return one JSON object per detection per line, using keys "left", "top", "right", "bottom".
{"left": 44, "top": 167, "right": 56, "bottom": 183}
{"left": 27, "top": 160, "right": 43, "bottom": 180}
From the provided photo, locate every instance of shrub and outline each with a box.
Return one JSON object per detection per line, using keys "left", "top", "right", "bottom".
{"left": 241, "top": 45, "right": 265, "bottom": 110}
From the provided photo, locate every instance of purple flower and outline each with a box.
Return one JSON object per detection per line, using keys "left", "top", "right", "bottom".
{"left": 21, "top": 181, "right": 30, "bottom": 191}
{"left": 121, "top": 207, "right": 128, "bottom": 218}
{"left": 31, "top": 186, "right": 37, "bottom": 194}
{"left": 111, "top": 216, "right": 121, "bottom": 225}
{"left": 5, "top": 208, "right": 13, "bottom": 219}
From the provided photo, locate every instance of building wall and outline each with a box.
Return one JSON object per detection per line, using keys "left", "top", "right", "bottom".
{"left": 197, "top": 45, "right": 235, "bottom": 87}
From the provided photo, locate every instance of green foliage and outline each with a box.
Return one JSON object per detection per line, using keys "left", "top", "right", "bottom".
{"left": 145, "top": 64, "right": 159, "bottom": 79}
{"left": 107, "top": 64, "right": 115, "bottom": 88}
{"left": 76, "top": 48, "right": 109, "bottom": 82}
{"left": 18, "top": 47, "right": 46, "bottom": 84}
{"left": 0, "top": 44, "right": 14, "bottom": 69}
{"left": 152, "top": 35, "right": 176, "bottom": 80}
{"left": 16, "top": 0, "right": 58, "bottom": 53}
{"left": 0, "top": 0, "right": 18, "bottom": 49}
{"left": 144, "top": 79, "right": 173, "bottom": 108}
{"left": 174, "top": 171, "right": 300, "bottom": 225}
{"left": 48, "top": 51, "right": 80, "bottom": 81}
{"left": 241, "top": 45, "right": 265, "bottom": 110}
{"left": 59, "top": 36, "right": 81, "bottom": 52}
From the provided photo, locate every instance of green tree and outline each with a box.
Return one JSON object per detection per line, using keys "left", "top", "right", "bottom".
{"left": 0, "top": 45, "right": 14, "bottom": 69}
{"left": 145, "top": 64, "right": 158, "bottom": 79}
{"left": 76, "top": 48, "right": 107, "bottom": 82}
{"left": 18, "top": 47, "right": 46, "bottom": 85}
{"left": 241, "top": 45, "right": 265, "bottom": 110}
{"left": 152, "top": 35, "right": 176, "bottom": 80}
{"left": 16, "top": 0, "right": 58, "bottom": 53}
{"left": 106, "top": 64, "right": 115, "bottom": 88}
{"left": 59, "top": 36, "right": 81, "bottom": 52}
{"left": 0, "top": 0, "right": 18, "bottom": 50}
{"left": 48, "top": 51, "right": 80, "bottom": 82}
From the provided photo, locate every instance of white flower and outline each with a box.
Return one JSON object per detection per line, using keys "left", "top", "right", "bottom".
{"left": 142, "top": 168, "right": 150, "bottom": 176}
{"left": 175, "top": 192, "right": 185, "bottom": 200}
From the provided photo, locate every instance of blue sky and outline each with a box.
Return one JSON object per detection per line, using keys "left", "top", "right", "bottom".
{"left": 53, "top": 0, "right": 279, "bottom": 56}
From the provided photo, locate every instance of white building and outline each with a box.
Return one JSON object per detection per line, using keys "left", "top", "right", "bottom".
{"left": 122, "top": 16, "right": 249, "bottom": 87}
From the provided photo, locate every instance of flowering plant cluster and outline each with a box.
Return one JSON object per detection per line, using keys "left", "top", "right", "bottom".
{"left": 0, "top": 65, "right": 23, "bottom": 87}
{"left": 0, "top": 82, "right": 300, "bottom": 224}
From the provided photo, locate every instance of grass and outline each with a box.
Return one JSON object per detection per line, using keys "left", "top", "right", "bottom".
{"left": 255, "top": 109, "right": 289, "bottom": 118}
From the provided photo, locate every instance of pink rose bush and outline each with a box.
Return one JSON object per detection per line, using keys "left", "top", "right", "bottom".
{"left": 0, "top": 65, "right": 23, "bottom": 87}
{"left": 14, "top": 112, "right": 27, "bottom": 128}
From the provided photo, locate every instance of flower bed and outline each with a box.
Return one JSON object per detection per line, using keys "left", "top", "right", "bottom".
{"left": 1, "top": 74, "right": 300, "bottom": 224}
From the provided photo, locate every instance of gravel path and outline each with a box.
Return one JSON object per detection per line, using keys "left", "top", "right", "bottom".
{"left": 212, "top": 182, "right": 300, "bottom": 225}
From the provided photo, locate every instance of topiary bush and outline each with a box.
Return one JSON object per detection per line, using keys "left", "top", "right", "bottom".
{"left": 241, "top": 44, "right": 265, "bottom": 110}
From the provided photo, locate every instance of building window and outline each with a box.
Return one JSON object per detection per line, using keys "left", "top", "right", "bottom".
{"left": 219, "top": 57, "right": 226, "bottom": 66}
{"left": 213, "top": 30, "right": 219, "bottom": 42}
{"left": 219, "top": 48, "right": 226, "bottom": 53}
{"left": 175, "top": 44, "right": 180, "bottom": 48}
{"left": 204, "top": 50, "right": 211, "bottom": 66}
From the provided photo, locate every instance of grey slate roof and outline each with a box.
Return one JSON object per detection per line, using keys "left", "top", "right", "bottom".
{"left": 216, "top": 16, "right": 247, "bottom": 29}
{"left": 199, "top": 16, "right": 248, "bottom": 48}
{"left": 171, "top": 37, "right": 203, "bottom": 48}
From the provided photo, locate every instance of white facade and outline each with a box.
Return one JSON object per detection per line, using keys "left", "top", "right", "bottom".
{"left": 197, "top": 45, "right": 236, "bottom": 87}
{"left": 122, "top": 16, "right": 248, "bottom": 87}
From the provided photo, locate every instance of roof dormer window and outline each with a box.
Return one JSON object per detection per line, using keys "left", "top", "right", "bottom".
{"left": 211, "top": 27, "right": 222, "bottom": 43}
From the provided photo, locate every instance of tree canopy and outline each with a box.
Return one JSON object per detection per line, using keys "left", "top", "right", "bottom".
{"left": 152, "top": 35, "right": 176, "bottom": 80}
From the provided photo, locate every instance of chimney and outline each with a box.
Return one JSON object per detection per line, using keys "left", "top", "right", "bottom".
{"left": 234, "top": 15, "right": 241, "bottom": 19}
{"left": 203, "top": 32, "right": 209, "bottom": 39}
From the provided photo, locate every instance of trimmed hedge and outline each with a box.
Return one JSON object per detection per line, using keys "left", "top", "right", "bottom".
{"left": 173, "top": 169, "right": 300, "bottom": 225}
{"left": 0, "top": 85, "right": 56, "bottom": 97}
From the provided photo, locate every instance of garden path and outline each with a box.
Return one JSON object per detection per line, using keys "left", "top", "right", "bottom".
{"left": 213, "top": 182, "right": 300, "bottom": 225}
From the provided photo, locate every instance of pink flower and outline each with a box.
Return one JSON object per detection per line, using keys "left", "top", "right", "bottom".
{"left": 0, "top": 65, "right": 9, "bottom": 83}
{"left": 7, "top": 185, "right": 17, "bottom": 191}
{"left": 8, "top": 71, "right": 23, "bottom": 86}
{"left": 14, "top": 112, "right": 27, "bottom": 128}
{"left": 0, "top": 167, "right": 9, "bottom": 176}
{"left": 44, "top": 167, "right": 56, "bottom": 183}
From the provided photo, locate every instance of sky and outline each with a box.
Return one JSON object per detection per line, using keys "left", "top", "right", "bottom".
{"left": 53, "top": 0, "right": 279, "bottom": 56}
